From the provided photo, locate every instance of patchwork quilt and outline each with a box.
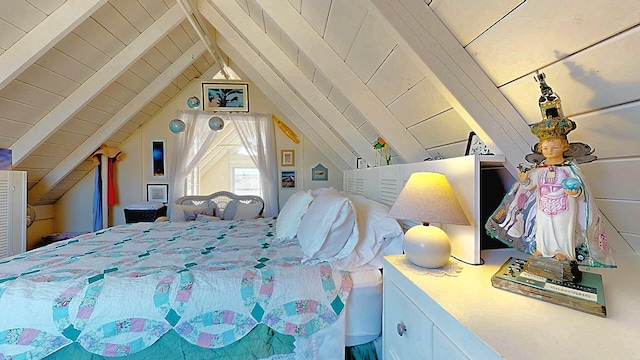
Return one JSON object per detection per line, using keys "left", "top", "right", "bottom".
{"left": 0, "top": 218, "right": 352, "bottom": 359}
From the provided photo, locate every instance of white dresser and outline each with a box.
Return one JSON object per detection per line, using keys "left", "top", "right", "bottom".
{"left": 0, "top": 170, "right": 27, "bottom": 258}
{"left": 383, "top": 249, "right": 640, "bottom": 359}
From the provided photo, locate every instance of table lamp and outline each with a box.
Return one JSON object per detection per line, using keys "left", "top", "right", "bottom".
{"left": 388, "top": 172, "right": 469, "bottom": 268}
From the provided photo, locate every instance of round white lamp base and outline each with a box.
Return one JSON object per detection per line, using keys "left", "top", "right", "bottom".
{"left": 403, "top": 224, "right": 451, "bottom": 268}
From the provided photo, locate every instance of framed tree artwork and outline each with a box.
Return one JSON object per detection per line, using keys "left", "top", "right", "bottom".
{"left": 202, "top": 83, "right": 249, "bottom": 112}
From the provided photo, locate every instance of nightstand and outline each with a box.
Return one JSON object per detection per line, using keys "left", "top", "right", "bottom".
{"left": 124, "top": 205, "right": 167, "bottom": 223}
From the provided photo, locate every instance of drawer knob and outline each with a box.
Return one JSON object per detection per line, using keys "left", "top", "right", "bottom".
{"left": 396, "top": 322, "right": 407, "bottom": 336}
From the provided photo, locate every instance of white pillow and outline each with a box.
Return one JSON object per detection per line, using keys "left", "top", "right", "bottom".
{"left": 223, "top": 200, "right": 263, "bottom": 220}
{"left": 297, "top": 189, "right": 358, "bottom": 263}
{"left": 195, "top": 214, "right": 221, "bottom": 222}
{"left": 276, "top": 190, "right": 315, "bottom": 240}
{"left": 335, "top": 194, "right": 404, "bottom": 270}
{"left": 170, "top": 203, "right": 208, "bottom": 222}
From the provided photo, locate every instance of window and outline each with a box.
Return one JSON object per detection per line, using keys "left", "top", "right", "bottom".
{"left": 233, "top": 168, "right": 260, "bottom": 196}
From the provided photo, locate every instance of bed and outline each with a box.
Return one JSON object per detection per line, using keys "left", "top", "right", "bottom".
{"left": 0, "top": 188, "right": 403, "bottom": 359}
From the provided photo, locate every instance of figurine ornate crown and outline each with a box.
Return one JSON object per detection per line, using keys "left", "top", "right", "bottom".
{"left": 530, "top": 72, "right": 576, "bottom": 141}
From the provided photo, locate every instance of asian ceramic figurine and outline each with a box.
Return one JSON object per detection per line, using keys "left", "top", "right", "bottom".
{"left": 485, "top": 72, "right": 615, "bottom": 269}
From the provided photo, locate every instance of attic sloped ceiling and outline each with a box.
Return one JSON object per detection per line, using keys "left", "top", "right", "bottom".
{"left": 2, "top": 0, "right": 640, "bottom": 255}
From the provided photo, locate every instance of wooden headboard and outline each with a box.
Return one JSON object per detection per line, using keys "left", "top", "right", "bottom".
{"left": 343, "top": 155, "right": 507, "bottom": 265}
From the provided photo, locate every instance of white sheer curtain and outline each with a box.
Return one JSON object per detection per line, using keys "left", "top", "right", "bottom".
{"left": 168, "top": 110, "right": 219, "bottom": 205}
{"left": 221, "top": 113, "right": 279, "bottom": 217}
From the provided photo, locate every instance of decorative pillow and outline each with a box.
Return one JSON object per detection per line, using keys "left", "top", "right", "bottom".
{"left": 170, "top": 203, "right": 212, "bottom": 222}
{"left": 184, "top": 206, "right": 216, "bottom": 221}
{"left": 223, "top": 200, "right": 262, "bottom": 220}
{"left": 195, "top": 214, "right": 221, "bottom": 222}
{"left": 276, "top": 190, "right": 315, "bottom": 240}
{"left": 297, "top": 189, "right": 358, "bottom": 263}
{"left": 335, "top": 194, "right": 404, "bottom": 270}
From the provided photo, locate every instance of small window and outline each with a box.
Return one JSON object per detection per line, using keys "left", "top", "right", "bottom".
{"left": 233, "top": 168, "right": 260, "bottom": 196}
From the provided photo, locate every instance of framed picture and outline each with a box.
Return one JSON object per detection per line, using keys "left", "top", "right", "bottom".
{"left": 147, "top": 184, "right": 168, "bottom": 203}
{"left": 281, "top": 150, "right": 295, "bottom": 166}
{"left": 202, "top": 82, "right": 249, "bottom": 112}
{"left": 281, "top": 171, "right": 296, "bottom": 188}
{"left": 356, "top": 158, "right": 366, "bottom": 169}
{"left": 464, "top": 131, "right": 493, "bottom": 156}
{"left": 311, "top": 163, "right": 328, "bottom": 181}
{"left": 151, "top": 139, "right": 166, "bottom": 178}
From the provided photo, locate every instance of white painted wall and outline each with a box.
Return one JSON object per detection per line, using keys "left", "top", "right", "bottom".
{"left": 54, "top": 78, "right": 341, "bottom": 232}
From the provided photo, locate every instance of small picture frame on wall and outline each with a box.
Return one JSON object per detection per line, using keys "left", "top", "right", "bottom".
{"left": 464, "top": 131, "right": 493, "bottom": 156}
{"left": 147, "top": 184, "right": 168, "bottom": 203}
{"left": 356, "top": 158, "right": 366, "bottom": 169}
{"left": 281, "top": 171, "right": 296, "bottom": 188}
{"left": 311, "top": 163, "right": 328, "bottom": 181}
{"left": 281, "top": 150, "right": 295, "bottom": 166}
{"left": 151, "top": 139, "right": 166, "bottom": 178}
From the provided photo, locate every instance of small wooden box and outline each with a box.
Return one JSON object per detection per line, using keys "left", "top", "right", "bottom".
{"left": 124, "top": 206, "right": 167, "bottom": 223}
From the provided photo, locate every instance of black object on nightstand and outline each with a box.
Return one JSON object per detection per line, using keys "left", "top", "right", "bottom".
{"left": 124, "top": 205, "right": 167, "bottom": 223}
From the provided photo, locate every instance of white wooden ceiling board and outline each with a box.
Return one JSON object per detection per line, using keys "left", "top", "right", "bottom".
{"left": 622, "top": 233, "right": 640, "bottom": 254}
{"left": 234, "top": 0, "right": 250, "bottom": 13}
{"left": 355, "top": 122, "right": 377, "bottom": 143}
{"left": 91, "top": 4, "right": 139, "bottom": 45}
{"left": 74, "top": 105, "right": 111, "bottom": 125}
{"left": 328, "top": 87, "right": 349, "bottom": 113}
{"left": 468, "top": 0, "right": 640, "bottom": 86}
{"left": 296, "top": 51, "right": 315, "bottom": 81}
{"left": 102, "top": 82, "right": 137, "bottom": 104}
{"left": 59, "top": 117, "right": 100, "bottom": 135}
{"left": 161, "top": 82, "right": 179, "bottom": 99}
{"left": 142, "top": 47, "right": 172, "bottom": 73}
{"left": 0, "top": 118, "right": 30, "bottom": 138}
{"left": 323, "top": 0, "right": 366, "bottom": 60}
{"left": 258, "top": 0, "right": 428, "bottom": 163}
{"left": 128, "top": 59, "right": 160, "bottom": 83}
{"left": 429, "top": 0, "right": 522, "bottom": 47}
{"left": 279, "top": 33, "right": 299, "bottom": 64}
{"left": 0, "top": 0, "right": 46, "bottom": 32}
{"left": 312, "top": 70, "right": 332, "bottom": 97}
{"left": 114, "top": 72, "right": 147, "bottom": 95}
{"left": 24, "top": 169, "right": 48, "bottom": 182}
{"left": 299, "top": 0, "right": 331, "bottom": 36}
{"left": 155, "top": 36, "right": 183, "bottom": 62}
{"left": 342, "top": 104, "right": 367, "bottom": 128}
{"left": 0, "top": 0, "right": 106, "bottom": 91}
{"left": 387, "top": 77, "right": 450, "bottom": 128}
{"left": 11, "top": 5, "right": 185, "bottom": 165}
{"left": 180, "top": 22, "right": 201, "bottom": 43}
{"left": 109, "top": 0, "right": 154, "bottom": 33}
{"left": 26, "top": 0, "right": 66, "bottom": 15}
{"left": 28, "top": 41, "right": 207, "bottom": 203}
{"left": 152, "top": 92, "right": 171, "bottom": 106}
{"left": 201, "top": 0, "right": 353, "bottom": 169}
{"left": 568, "top": 105, "right": 640, "bottom": 159}
{"left": 246, "top": 0, "right": 265, "bottom": 30}
{"left": 55, "top": 32, "right": 110, "bottom": 71}
{"left": 0, "top": 80, "right": 63, "bottom": 110}
{"left": 367, "top": 46, "right": 424, "bottom": 106}
{"left": 74, "top": 17, "right": 125, "bottom": 58}
{"left": 580, "top": 159, "right": 640, "bottom": 201}
{"left": 409, "top": 109, "right": 471, "bottom": 149}
{"left": 597, "top": 199, "right": 640, "bottom": 235}
{"left": 191, "top": 55, "right": 213, "bottom": 74}
{"left": 0, "top": 136, "right": 14, "bottom": 148}
{"left": 345, "top": 14, "right": 396, "bottom": 83}
{"left": 501, "top": 29, "right": 640, "bottom": 125}
{"left": 31, "top": 142, "right": 73, "bottom": 158}
{"left": 36, "top": 48, "right": 95, "bottom": 83}
{"left": 140, "top": 101, "right": 161, "bottom": 116}
{"left": 0, "top": 18, "right": 25, "bottom": 50}
{"left": 426, "top": 142, "right": 465, "bottom": 160}
{"left": 263, "top": 13, "right": 282, "bottom": 48}
{"left": 139, "top": 0, "right": 170, "bottom": 20}
{"left": 88, "top": 94, "right": 124, "bottom": 115}
{"left": 15, "top": 65, "right": 78, "bottom": 96}
{"left": 19, "top": 155, "right": 62, "bottom": 169}
{"left": 107, "top": 130, "right": 129, "bottom": 143}
{"left": 288, "top": 0, "right": 301, "bottom": 12}
{"left": 0, "top": 97, "right": 47, "bottom": 124}
{"left": 167, "top": 25, "right": 195, "bottom": 52}
{"left": 182, "top": 67, "right": 200, "bottom": 81}
{"left": 118, "top": 121, "right": 140, "bottom": 134}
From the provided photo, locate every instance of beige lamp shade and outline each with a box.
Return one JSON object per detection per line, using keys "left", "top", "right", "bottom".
{"left": 388, "top": 172, "right": 469, "bottom": 225}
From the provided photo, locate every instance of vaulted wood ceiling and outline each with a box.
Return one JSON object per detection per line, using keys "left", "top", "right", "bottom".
{"left": 2, "top": 0, "right": 640, "bottom": 253}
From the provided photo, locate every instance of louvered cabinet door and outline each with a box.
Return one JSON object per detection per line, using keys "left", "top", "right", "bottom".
{"left": 0, "top": 170, "right": 26, "bottom": 258}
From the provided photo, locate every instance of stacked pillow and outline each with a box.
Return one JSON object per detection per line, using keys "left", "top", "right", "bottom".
{"left": 223, "top": 200, "right": 263, "bottom": 220}
{"left": 276, "top": 187, "right": 403, "bottom": 270}
{"left": 170, "top": 203, "right": 217, "bottom": 222}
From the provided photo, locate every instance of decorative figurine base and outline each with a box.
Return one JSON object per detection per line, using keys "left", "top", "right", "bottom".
{"left": 524, "top": 256, "right": 582, "bottom": 283}
{"left": 491, "top": 257, "right": 606, "bottom": 317}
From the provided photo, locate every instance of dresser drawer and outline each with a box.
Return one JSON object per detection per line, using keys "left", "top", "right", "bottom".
{"left": 384, "top": 280, "right": 434, "bottom": 359}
